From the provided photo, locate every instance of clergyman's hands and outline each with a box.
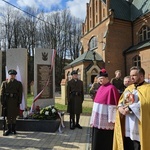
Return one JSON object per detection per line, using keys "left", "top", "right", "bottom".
{"left": 118, "top": 106, "right": 131, "bottom": 115}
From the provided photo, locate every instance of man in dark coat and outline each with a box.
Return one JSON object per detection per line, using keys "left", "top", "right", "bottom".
{"left": 110, "top": 70, "right": 124, "bottom": 95}
{"left": 89, "top": 76, "right": 101, "bottom": 100}
{"left": 67, "top": 70, "right": 84, "bottom": 130}
{"left": 0, "top": 69, "right": 23, "bottom": 136}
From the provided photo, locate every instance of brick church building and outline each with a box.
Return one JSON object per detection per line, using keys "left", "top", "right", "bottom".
{"left": 64, "top": 0, "right": 150, "bottom": 92}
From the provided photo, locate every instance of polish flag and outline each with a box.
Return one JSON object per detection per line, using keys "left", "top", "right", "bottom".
{"left": 16, "top": 66, "right": 25, "bottom": 111}
{"left": 5, "top": 66, "right": 9, "bottom": 80}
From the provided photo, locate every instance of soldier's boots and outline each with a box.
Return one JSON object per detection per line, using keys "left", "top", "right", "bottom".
{"left": 3, "top": 129, "right": 11, "bottom": 136}
{"left": 75, "top": 115, "right": 82, "bottom": 129}
{"left": 3, "top": 124, "right": 17, "bottom": 136}
{"left": 12, "top": 124, "right": 16, "bottom": 134}
{"left": 3, "top": 124, "right": 11, "bottom": 136}
{"left": 75, "top": 124, "right": 82, "bottom": 129}
{"left": 70, "top": 119, "right": 75, "bottom": 130}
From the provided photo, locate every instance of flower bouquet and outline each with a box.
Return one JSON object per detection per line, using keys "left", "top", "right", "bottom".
{"left": 31, "top": 105, "right": 59, "bottom": 120}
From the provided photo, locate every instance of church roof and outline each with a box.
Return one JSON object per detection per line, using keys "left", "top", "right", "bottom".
{"left": 64, "top": 51, "right": 103, "bottom": 69}
{"left": 124, "top": 40, "right": 150, "bottom": 53}
{"left": 110, "top": 0, "right": 131, "bottom": 21}
{"left": 110, "top": 0, "right": 150, "bottom": 21}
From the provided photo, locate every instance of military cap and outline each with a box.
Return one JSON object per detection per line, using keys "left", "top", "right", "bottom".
{"left": 71, "top": 70, "right": 78, "bottom": 75}
{"left": 8, "top": 69, "right": 17, "bottom": 75}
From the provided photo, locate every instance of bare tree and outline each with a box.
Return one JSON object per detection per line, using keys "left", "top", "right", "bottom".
{"left": 0, "top": 6, "right": 83, "bottom": 90}
{"left": 0, "top": 6, "right": 15, "bottom": 49}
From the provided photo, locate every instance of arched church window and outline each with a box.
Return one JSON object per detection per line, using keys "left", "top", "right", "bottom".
{"left": 96, "top": 0, "right": 98, "bottom": 13}
{"left": 132, "top": 55, "right": 141, "bottom": 67}
{"left": 89, "top": 36, "right": 98, "bottom": 51}
{"left": 138, "top": 25, "right": 150, "bottom": 42}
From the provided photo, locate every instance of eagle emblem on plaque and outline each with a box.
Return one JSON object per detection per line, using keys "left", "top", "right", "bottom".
{"left": 42, "top": 52, "right": 48, "bottom": 61}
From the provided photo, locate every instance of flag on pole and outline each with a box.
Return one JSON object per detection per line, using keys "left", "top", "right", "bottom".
{"left": 16, "top": 66, "right": 26, "bottom": 111}
{"left": 5, "top": 66, "right": 9, "bottom": 80}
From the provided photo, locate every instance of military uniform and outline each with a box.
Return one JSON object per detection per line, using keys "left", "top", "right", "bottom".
{"left": 111, "top": 77, "right": 124, "bottom": 94}
{"left": 0, "top": 69, "right": 23, "bottom": 136}
{"left": 67, "top": 70, "right": 84, "bottom": 129}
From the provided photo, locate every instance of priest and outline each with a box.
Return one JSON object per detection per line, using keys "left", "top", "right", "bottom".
{"left": 90, "top": 69, "right": 120, "bottom": 150}
{"left": 113, "top": 66, "right": 150, "bottom": 150}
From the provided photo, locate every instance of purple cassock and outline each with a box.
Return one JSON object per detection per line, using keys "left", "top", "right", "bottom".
{"left": 90, "top": 82, "right": 120, "bottom": 150}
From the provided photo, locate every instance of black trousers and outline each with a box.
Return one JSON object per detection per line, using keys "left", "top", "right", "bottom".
{"left": 70, "top": 113, "right": 80, "bottom": 124}
{"left": 7, "top": 116, "right": 16, "bottom": 124}
{"left": 124, "top": 137, "right": 141, "bottom": 150}
{"left": 91, "top": 127, "right": 114, "bottom": 150}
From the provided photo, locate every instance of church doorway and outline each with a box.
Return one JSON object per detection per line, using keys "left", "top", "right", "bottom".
{"left": 91, "top": 75, "right": 97, "bottom": 83}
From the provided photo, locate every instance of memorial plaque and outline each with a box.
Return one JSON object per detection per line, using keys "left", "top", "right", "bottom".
{"left": 37, "top": 64, "right": 53, "bottom": 99}
{"left": 34, "top": 48, "right": 55, "bottom": 108}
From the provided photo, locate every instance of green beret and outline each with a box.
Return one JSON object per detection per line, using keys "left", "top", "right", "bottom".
{"left": 8, "top": 69, "right": 17, "bottom": 75}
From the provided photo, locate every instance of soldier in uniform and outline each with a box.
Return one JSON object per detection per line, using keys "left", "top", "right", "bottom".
{"left": 110, "top": 70, "right": 124, "bottom": 95}
{"left": 0, "top": 69, "right": 23, "bottom": 136}
{"left": 67, "top": 70, "right": 84, "bottom": 130}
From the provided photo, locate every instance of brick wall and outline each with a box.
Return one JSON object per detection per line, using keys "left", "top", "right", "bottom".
{"left": 105, "top": 19, "right": 132, "bottom": 79}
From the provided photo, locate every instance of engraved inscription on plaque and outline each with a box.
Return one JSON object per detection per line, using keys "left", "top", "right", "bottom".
{"left": 37, "top": 64, "right": 53, "bottom": 99}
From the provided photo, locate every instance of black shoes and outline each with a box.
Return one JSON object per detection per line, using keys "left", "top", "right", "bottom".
{"left": 3, "top": 130, "right": 17, "bottom": 136}
{"left": 3, "top": 130, "right": 11, "bottom": 136}
{"left": 70, "top": 126, "right": 75, "bottom": 130}
{"left": 12, "top": 124, "right": 16, "bottom": 134}
{"left": 13, "top": 130, "right": 17, "bottom": 134}
{"left": 75, "top": 124, "right": 82, "bottom": 129}
{"left": 70, "top": 124, "right": 82, "bottom": 129}
{"left": 70, "top": 122, "right": 75, "bottom": 130}
{"left": 3, "top": 124, "right": 17, "bottom": 136}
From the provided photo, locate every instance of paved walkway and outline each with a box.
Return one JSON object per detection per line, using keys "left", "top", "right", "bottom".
{"left": 0, "top": 114, "right": 92, "bottom": 150}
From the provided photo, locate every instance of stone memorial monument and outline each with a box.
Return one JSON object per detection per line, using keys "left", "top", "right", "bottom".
{"left": 0, "top": 51, "right": 2, "bottom": 116}
{"left": 34, "top": 48, "right": 55, "bottom": 108}
{"left": 0, "top": 50, "right": 2, "bottom": 84}
{"left": 6, "top": 48, "right": 27, "bottom": 110}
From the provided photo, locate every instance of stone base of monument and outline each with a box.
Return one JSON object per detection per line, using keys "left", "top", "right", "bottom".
{"left": 0, "top": 117, "right": 60, "bottom": 133}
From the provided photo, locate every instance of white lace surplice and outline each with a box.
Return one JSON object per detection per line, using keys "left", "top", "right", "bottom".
{"left": 125, "top": 89, "right": 141, "bottom": 142}
{"left": 90, "top": 102, "right": 117, "bottom": 130}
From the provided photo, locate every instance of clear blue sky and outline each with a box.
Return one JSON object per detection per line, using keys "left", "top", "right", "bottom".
{"left": 0, "top": 0, "right": 90, "bottom": 20}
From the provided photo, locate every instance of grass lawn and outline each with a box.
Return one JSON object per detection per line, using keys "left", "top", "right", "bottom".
{"left": 27, "top": 94, "right": 92, "bottom": 115}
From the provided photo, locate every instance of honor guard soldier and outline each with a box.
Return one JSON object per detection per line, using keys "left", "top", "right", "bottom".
{"left": 67, "top": 70, "right": 84, "bottom": 130}
{"left": 0, "top": 69, "right": 23, "bottom": 136}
